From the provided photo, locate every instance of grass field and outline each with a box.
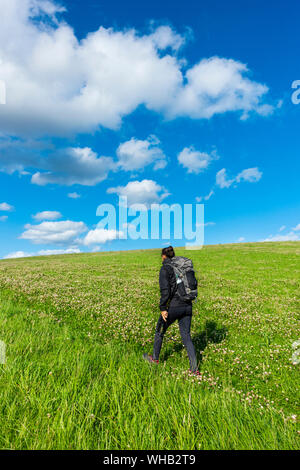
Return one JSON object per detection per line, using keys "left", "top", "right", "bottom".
{"left": 0, "top": 241, "right": 299, "bottom": 450}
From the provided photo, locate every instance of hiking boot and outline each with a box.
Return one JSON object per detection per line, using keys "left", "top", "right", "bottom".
{"left": 143, "top": 353, "right": 159, "bottom": 364}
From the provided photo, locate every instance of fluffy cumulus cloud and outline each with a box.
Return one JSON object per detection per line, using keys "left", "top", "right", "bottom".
{"left": 149, "top": 24, "right": 186, "bottom": 52}
{"left": 107, "top": 179, "right": 170, "bottom": 207}
{"left": 29, "top": 0, "right": 66, "bottom": 17}
{"left": 19, "top": 220, "right": 87, "bottom": 244}
{"left": 82, "top": 228, "right": 123, "bottom": 246}
{"left": 178, "top": 147, "right": 218, "bottom": 174}
{"left": 216, "top": 169, "right": 236, "bottom": 189}
{"left": 0, "top": 202, "right": 14, "bottom": 211}
{"left": 168, "top": 57, "right": 273, "bottom": 120}
{"left": 0, "top": 137, "right": 46, "bottom": 174}
{"left": 235, "top": 167, "right": 263, "bottom": 183}
{"left": 0, "top": 137, "right": 164, "bottom": 185}
{"left": 0, "top": 140, "right": 115, "bottom": 186}
{"left": 32, "top": 210, "right": 62, "bottom": 221}
{"left": 0, "top": 0, "right": 274, "bottom": 139}
{"left": 31, "top": 147, "right": 115, "bottom": 186}
{"left": 216, "top": 167, "right": 262, "bottom": 189}
{"left": 117, "top": 135, "right": 167, "bottom": 171}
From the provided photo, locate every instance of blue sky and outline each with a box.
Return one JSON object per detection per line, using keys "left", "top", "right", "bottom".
{"left": 0, "top": 0, "right": 299, "bottom": 258}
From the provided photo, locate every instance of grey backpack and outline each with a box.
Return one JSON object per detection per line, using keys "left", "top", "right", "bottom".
{"left": 170, "top": 256, "right": 198, "bottom": 301}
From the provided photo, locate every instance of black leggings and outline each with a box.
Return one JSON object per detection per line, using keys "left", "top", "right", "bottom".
{"left": 152, "top": 305, "right": 198, "bottom": 372}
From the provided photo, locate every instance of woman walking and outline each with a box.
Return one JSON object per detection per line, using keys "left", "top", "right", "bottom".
{"left": 143, "top": 246, "right": 199, "bottom": 375}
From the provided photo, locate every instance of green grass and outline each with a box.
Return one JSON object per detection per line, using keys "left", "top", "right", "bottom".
{"left": 0, "top": 241, "right": 299, "bottom": 449}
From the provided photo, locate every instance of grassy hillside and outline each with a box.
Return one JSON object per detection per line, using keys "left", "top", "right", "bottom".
{"left": 0, "top": 241, "right": 299, "bottom": 449}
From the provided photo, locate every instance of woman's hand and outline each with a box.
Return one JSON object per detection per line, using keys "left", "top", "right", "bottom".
{"left": 161, "top": 310, "right": 168, "bottom": 322}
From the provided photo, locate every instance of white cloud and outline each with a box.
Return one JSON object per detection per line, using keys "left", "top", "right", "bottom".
{"left": 31, "top": 147, "right": 115, "bottom": 186}
{"left": 0, "top": 202, "right": 14, "bottom": 211}
{"left": 20, "top": 220, "right": 87, "bottom": 244}
{"left": 68, "top": 192, "right": 81, "bottom": 199}
{"left": 0, "top": 0, "right": 273, "bottom": 138}
{"left": 178, "top": 147, "right": 218, "bottom": 174}
{"left": 196, "top": 189, "right": 214, "bottom": 202}
{"left": 32, "top": 210, "right": 62, "bottom": 221}
{"left": 196, "top": 222, "right": 216, "bottom": 227}
{"left": 292, "top": 223, "right": 300, "bottom": 232}
{"left": 216, "top": 167, "right": 262, "bottom": 188}
{"left": 0, "top": 215, "right": 8, "bottom": 222}
{"left": 37, "top": 248, "right": 80, "bottom": 255}
{"left": 3, "top": 246, "right": 80, "bottom": 259}
{"left": 236, "top": 167, "right": 262, "bottom": 183}
{"left": 205, "top": 190, "right": 214, "bottom": 200}
{"left": 279, "top": 225, "right": 286, "bottom": 232}
{"left": 0, "top": 140, "right": 115, "bottom": 186}
{"left": 149, "top": 25, "right": 186, "bottom": 52}
{"left": 167, "top": 57, "right": 273, "bottom": 120}
{"left": 117, "top": 135, "right": 167, "bottom": 171}
{"left": 205, "top": 222, "right": 215, "bottom": 227}
{"left": 3, "top": 251, "right": 32, "bottom": 259}
{"left": 237, "top": 237, "right": 245, "bottom": 242}
{"left": 262, "top": 232, "right": 299, "bottom": 242}
{"left": 107, "top": 179, "right": 170, "bottom": 207}
{"left": 0, "top": 137, "right": 47, "bottom": 174}
{"left": 216, "top": 169, "right": 235, "bottom": 188}
{"left": 29, "top": 0, "right": 66, "bottom": 17}
{"left": 82, "top": 228, "right": 122, "bottom": 246}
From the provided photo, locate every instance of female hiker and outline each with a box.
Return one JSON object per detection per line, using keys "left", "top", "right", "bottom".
{"left": 143, "top": 246, "right": 199, "bottom": 375}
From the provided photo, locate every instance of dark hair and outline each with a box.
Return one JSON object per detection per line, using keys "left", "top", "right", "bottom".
{"left": 161, "top": 246, "right": 175, "bottom": 258}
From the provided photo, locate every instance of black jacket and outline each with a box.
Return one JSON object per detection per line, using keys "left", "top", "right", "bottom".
{"left": 159, "top": 258, "right": 192, "bottom": 311}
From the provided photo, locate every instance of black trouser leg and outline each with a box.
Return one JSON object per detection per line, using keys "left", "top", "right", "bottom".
{"left": 152, "top": 315, "right": 173, "bottom": 360}
{"left": 152, "top": 306, "right": 197, "bottom": 370}
{"left": 178, "top": 314, "right": 198, "bottom": 372}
